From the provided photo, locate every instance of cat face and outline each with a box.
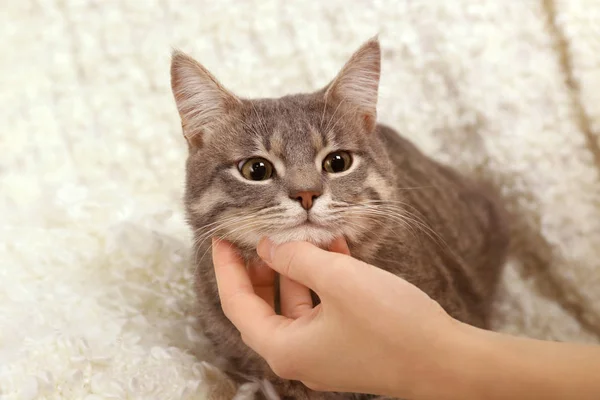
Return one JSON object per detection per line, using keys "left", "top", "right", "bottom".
{"left": 171, "top": 38, "right": 395, "bottom": 250}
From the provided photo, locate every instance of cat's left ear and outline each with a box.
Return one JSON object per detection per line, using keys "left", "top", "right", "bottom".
{"left": 324, "top": 37, "right": 381, "bottom": 133}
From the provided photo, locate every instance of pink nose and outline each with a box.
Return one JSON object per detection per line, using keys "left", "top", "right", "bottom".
{"left": 290, "top": 191, "right": 321, "bottom": 210}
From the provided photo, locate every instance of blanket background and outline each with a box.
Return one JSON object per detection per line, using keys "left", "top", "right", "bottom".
{"left": 2, "top": 1, "right": 600, "bottom": 398}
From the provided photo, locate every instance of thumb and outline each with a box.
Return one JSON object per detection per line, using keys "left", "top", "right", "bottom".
{"left": 257, "top": 239, "right": 347, "bottom": 294}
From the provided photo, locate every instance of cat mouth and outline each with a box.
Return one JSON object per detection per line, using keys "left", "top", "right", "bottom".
{"left": 284, "top": 213, "right": 333, "bottom": 233}
{"left": 261, "top": 213, "right": 336, "bottom": 246}
{"left": 300, "top": 215, "right": 326, "bottom": 228}
{"left": 298, "top": 222, "right": 324, "bottom": 232}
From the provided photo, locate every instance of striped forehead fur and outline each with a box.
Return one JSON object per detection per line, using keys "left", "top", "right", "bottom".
{"left": 268, "top": 128, "right": 285, "bottom": 157}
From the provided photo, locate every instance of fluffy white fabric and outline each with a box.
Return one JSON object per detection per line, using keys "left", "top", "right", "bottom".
{"left": 1, "top": 1, "right": 600, "bottom": 398}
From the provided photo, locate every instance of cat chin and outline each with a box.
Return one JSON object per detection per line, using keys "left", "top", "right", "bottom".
{"left": 266, "top": 225, "right": 336, "bottom": 249}
{"left": 224, "top": 225, "right": 338, "bottom": 258}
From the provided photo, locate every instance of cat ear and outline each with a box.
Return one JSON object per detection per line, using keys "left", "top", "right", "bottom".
{"left": 324, "top": 37, "right": 381, "bottom": 133}
{"left": 170, "top": 50, "right": 241, "bottom": 147}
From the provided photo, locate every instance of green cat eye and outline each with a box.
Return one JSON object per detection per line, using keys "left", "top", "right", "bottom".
{"left": 239, "top": 157, "right": 274, "bottom": 181}
{"left": 323, "top": 151, "right": 352, "bottom": 173}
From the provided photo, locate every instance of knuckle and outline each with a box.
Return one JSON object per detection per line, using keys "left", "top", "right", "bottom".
{"left": 219, "top": 290, "right": 243, "bottom": 317}
{"left": 240, "top": 333, "right": 254, "bottom": 349}
{"left": 268, "top": 356, "right": 295, "bottom": 380}
{"left": 278, "top": 244, "right": 300, "bottom": 277}
{"left": 265, "top": 339, "right": 297, "bottom": 379}
{"left": 288, "top": 302, "right": 311, "bottom": 320}
{"left": 219, "top": 298, "right": 232, "bottom": 316}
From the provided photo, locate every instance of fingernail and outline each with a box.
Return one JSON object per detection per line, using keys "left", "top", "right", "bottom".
{"left": 257, "top": 238, "right": 275, "bottom": 263}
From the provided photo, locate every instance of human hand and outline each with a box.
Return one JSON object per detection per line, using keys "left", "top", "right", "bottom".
{"left": 212, "top": 238, "right": 462, "bottom": 399}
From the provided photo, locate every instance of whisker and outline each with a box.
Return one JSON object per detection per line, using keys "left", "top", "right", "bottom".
{"left": 338, "top": 208, "right": 420, "bottom": 242}
{"left": 330, "top": 199, "right": 430, "bottom": 230}
{"left": 327, "top": 105, "right": 361, "bottom": 136}
{"left": 192, "top": 205, "right": 287, "bottom": 235}
{"left": 191, "top": 219, "right": 253, "bottom": 271}
{"left": 324, "top": 98, "right": 346, "bottom": 134}
{"left": 196, "top": 216, "right": 286, "bottom": 268}
{"left": 195, "top": 219, "right": 270, "bottom": 267}
{"left": 319, "top": 95, "right": 329, "bottom": 130}
{"left": 249, "top": 102, "right": 270, "bottom": 139}
{"left": 191, "top": 209, "right": 291, "bottom": 272}
{"left": 352, "top": 199, "right": 430, "bottom": 219}
{"left": 331, "top": 201, "right": 444, "bottom": 252}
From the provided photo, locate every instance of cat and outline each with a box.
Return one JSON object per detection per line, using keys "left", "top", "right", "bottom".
{"left": 170, "top": 37, "right": 509, "bottom": 399}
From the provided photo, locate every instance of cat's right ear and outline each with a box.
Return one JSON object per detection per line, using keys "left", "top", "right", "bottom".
{"left": 170, "top": 50, "right": 241, "bottom": 148}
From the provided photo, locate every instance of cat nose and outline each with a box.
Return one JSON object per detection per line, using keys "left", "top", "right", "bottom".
{"left": 290, "top": 191, "right": 321, "bottom": 210}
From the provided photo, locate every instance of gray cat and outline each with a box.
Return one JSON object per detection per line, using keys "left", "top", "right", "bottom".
{"left": 170, "top": 38, "right": 509, "bottom": 399}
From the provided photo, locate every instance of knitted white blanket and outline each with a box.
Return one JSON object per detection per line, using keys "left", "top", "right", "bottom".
{"left": 1, "top": 1, "right": 599, "bottom": 399}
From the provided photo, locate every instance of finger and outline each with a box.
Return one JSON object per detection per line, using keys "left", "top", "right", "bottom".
{"left": 247, "top": 260, "right": 276, "bottom": 308}
{"left": 328, "top": 237, "right": 351, "bottom": 255}
{"left": 212, "top": 238, "right": 287, "bottom": 350}
{"left": 257, "top": 239, "right": 346, "bottom": 293}
{"left": 279, "top": 275, "right": 313, "bottom": 319}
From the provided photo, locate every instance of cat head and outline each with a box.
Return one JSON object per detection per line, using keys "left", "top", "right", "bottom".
{"left": 171, "top": 38, "right": 395, "bottom": 251}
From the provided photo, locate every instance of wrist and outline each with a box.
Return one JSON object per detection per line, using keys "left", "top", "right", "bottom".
{"left": 413, "top": 320, "right": 535, "bottom": 400}
{"left": 429, "top": 320, "right": 493, "bottom": 400}
{"left": 386, "top": 316, "right": 600, "bottom": 400}
{"left": 411, "top": 318, "right": 483, "bottom": 400}
{"left": 376, "top": 313, "right": 479, "bottom": 400}
{"left": 397, "top": 317, "right": 496, "bottom": 400}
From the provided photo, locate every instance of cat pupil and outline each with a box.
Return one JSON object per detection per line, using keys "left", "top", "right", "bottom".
{"left": 250, "top": 162, "right": 266, "bottom": 180}
{"left": 330, "top": 155, "right": 345, "bottom": 172}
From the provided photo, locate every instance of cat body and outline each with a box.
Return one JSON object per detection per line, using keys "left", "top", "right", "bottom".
{"left": 170, "top": 38, "right": 509, "bottom": 399}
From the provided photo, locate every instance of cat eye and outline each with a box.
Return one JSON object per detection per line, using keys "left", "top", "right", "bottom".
{"left": 238, "top": 157, "right": 274, "bottom": 181}
{"left": 323, "top": 151, "right": 352, "bottom": 173}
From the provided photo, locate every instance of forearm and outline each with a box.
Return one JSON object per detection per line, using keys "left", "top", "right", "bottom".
{"left": 417, "top": 321, "right": 600, "bottom": 400}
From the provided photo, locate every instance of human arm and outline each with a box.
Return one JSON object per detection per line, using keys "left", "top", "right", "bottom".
{"left": 212, "top": 238, "right": 600, "bottom": 400}
{"left": 445, "top": 322, "right": 600, "bottom": 400}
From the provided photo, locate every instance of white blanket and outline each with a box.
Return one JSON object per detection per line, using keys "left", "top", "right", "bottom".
{"left": 2, "top": 1, "right": 599, "bottom": 398}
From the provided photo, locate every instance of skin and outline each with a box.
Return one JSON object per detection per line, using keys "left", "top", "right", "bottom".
{"left": 212, "top": 238, "right": 600, "bottom": 400}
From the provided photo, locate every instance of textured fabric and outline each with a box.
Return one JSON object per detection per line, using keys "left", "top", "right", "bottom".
{"left": 1, "top": 1, "right": 600, "bottom": 399}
